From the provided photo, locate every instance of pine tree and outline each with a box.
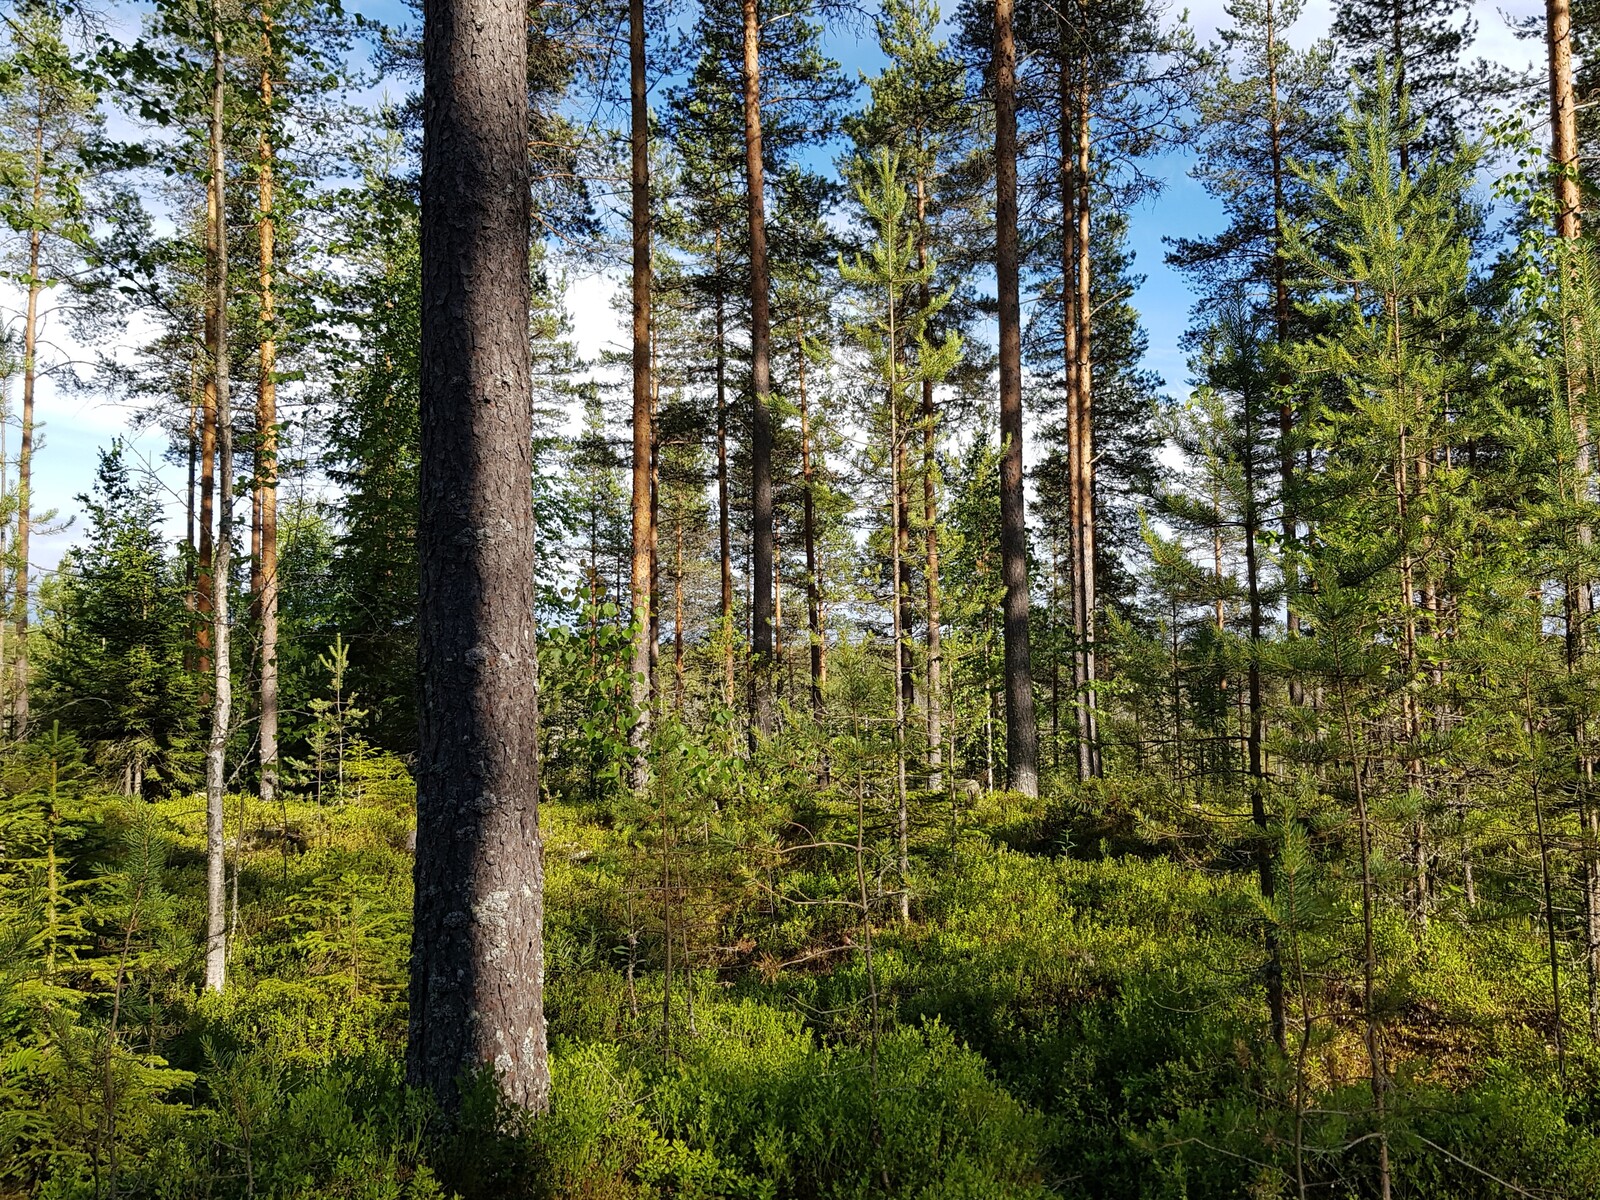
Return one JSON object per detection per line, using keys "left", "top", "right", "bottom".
{"left": 769, "top": 166, "right": 843, "bottom": 718}
{"left": 991, "top": 0, "right": 1038, "bottom": 797}
{"left": 38, "top": 445, "right": 197, "bottom": 794}
{"left": 850, "top": 0, "right": 975, "bottom": 791}
{"left": 323, "top": 132, "right": 423, "bottom": 753}
{"left": 1169, "top": 0, "right": 1336, "bottom": 709}
{"left": 0, "top": 0, "right": 98, "bottom": 739}
{"left": 1331, "top": 0, "right": 1479, "bottom": 170}
{"left": 408, "top": 0, "right": 550, "bottom": 1114}
{"left": 1287, "top": 66, "right": 1481, "bottom": 928}
{"left": 841, "top": 147, "right": 962, "bottom": 921}
{"left": 1156, "top": 307, "right": 1288, "bottom": 1046}
{"left": 626, "top": 0, "right": 655, "bottom": 790}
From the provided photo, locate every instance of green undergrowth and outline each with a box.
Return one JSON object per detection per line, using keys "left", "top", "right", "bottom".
{"left": 5, "top": 753, "right": 1600, "bottom": 1198}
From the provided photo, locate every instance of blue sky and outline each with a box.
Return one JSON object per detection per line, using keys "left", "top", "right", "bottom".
{"left": 17, "top": 0, "right": 1543, "bottom": 579}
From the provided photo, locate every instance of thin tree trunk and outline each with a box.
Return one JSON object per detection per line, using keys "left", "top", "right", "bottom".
{"left": 628, "top": 0, "right": 653, "bottom": 791}
{"left": 1243, "top": 375, "right": 1287, "bottom": 1052}
{"left": 799, "top": 321, "right": 825, "bottom": 717}
{"left": 1050, "top": 538, "right": 1060, "bottom": 767}
{"left": 1334, "top": 668, "right": 1390, "bottom": 1200}
{"left": 11, "top": 110, "right": 44, "bottom": 739}
{"left": 255, "top": 17, "right": 280, "bottom": 806}
{"left": 408, "top": 0, "right": 549, "bottom": 1113}
{"left": 889, "top": 309, "right": 911, "bottom": 923}
{"left": 1074, "top": 78, "right": 1101, "bottom": 778}
{"left": 673, "top": 516, "right": 685, "bottom": 711}
{"left": 1526, "top": 690, "right": 1568, "bottom": 1085}
{"left": 1392, "top": 0, "right": 1409, "bottom": 181}
{"left": 1059, "top": 54, "right": 1090, "bottom": 783}
{"left": 204, "top": 3, "right": 233, "bottom": 996}
{"left": 775, "top": 516, "right": 787, "bottom": 700}
{"left": 1549, "top": 0, "right": 1600, "bottom": 1040}
{"left": 895, "top": 439, "right": 916, "bottom": 708}
{"left": 0, "top": 420, "right": 9, "bottom": 734}
{"left": 198, "top": 323, "right": 217, "bottom": 680}
{"left": 918, "top": 349, "right": 943, "bottom": 788}
{"left": 994, "top": 0, "right": 1038, "bottom": 797}
{"left": 912, "top": 146, "right": 942, "bottom": 789}
{"left": 921, "top": 407, "right": 942, "bottom": 783}
{"left": 649, "top": 359, "right": 661, "bottom": 691}
{"left": 715, "top": 234, "right": 735, "bottom": 709}
{"left": 741, "top": 0, "right": 775, "bottom": 739}
{"left": 1267, "top": 0, "right": 1302, "bottom": 705}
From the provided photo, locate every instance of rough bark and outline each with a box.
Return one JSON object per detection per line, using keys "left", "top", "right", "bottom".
{"left": 408, "top": 0, "right": 549, "bottom": 1113}
{"left": 627, "top": 0, "right": 653, "bottom": 790}
{"left": 994, "top": 0, "right": 1038, "bottom": 797}
{"left": 741, "top": 0, "right": 775, "bottom": 738}
{"left": 204, "top": 4, "right": 232, "bottom": 995}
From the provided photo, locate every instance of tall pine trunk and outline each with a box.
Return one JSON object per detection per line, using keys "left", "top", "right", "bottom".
{"left": 408, "top": 0, "right": 549, "bottom": 1112}
{"left": 11, "top": 108, "right": 44, "bottom": 738}
{"left": 741, "top": 0, "right": 775, "bottom": 739}
{"left": 255, "top": 15, "right": 280, "bottom": 806}
{"left": 895, "top": 440, "right": 916, "bottom": 708}
{"left": 715, "top": 233, "right": 735, "bottom": 708}
{"left": 1073, "top": 78, "right": 1100, "bottom": 778}
{"left": 889, "top": 313, "right": 911, "bottom": 922}
{"left": 1267, "top": 0, "right": 1302, "bottom": 704}
{"left": 917, "top": 172, "right": 942, "bottom": 791}
{"left": 198, "top": 320, "right": 217, "bottom": 678}
{"left": 674, "top": 517, "right": 685, "bottom": 711}
{"left": 204, "top": 2, "right": 233, "bottom": 995}
{"left": 1059, "top": 54, "right": 1090, "bottom": 783}
{"left": 1243, "top": 369, "right": 1287, "bottom": 1052}
{"left": 627, "top": 0, "right": 653, "bottom": 790}
{"left": 1548, "top": 0, "right": 1600, "bottom": 1037}
{"left": 799, "top": 321, "right": 825, "bottom": 716}
{"left": 994, "top": 0, "right": 1038, "bottom": 797}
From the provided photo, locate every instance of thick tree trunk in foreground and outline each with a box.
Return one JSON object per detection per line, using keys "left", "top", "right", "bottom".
{"left": 994, "top": 0, "right": 1038, "bottom": 797}
{"left": 741, "top": 0, "right": 775, "bottom": 739}
{"left": 204, "top": 4, "right": 232, "bottom": 995}
{"left": 627, "top": 0, "right": 653, "bottom": 790}
{"left": 409, "top": 0, "right": 549, "bottom": 1113}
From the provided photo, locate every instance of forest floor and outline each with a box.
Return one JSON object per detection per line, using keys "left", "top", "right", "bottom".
{"left": 6, "top": 746, "right": 1600, "bottom": 1198}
